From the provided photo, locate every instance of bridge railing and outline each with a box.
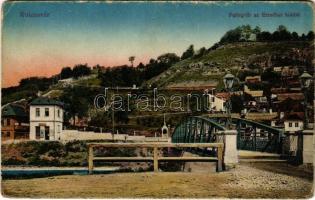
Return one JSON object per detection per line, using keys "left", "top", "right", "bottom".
{"left": 172, "top": 116, "right": 226, "bottom": 143}
{"left": 209, "top": 116, "right": 285, "bottom": 153}
{"left": 87, "top": 142, "right": 224, "bottom": 174}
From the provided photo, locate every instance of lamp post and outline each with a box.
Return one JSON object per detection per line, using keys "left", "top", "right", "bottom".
{"left": 223, "top": 72, "right": 235, "bottom": 128}
{"left": 299, "top": 71, "right": 312, "bottom": 129}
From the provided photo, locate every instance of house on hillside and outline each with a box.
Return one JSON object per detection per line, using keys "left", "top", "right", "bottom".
{"left": 276, "top": 93, "right": 304, "bottom": 102}
{"left": 208, "top": 94, "right": 226, "bottom": 112}
{"left": 273, "top": 66, "right": 282, "bottom": 73}
{"left": 245, "top": 75, "right": 261, "bottom": 84}
{"left": 1, "top": 104, "right": 29, "bottom": 141}
{"left": 271, "top": 112, "right": 304, "bottom": 133}
{"left": 244, "top": 85, "right": 263, "bottom": 97}
{"left": 283, "top": 113, "right": 304, "bottom": 133}
{"left": 29, "top": 97, "right": 64, "bottom": 140}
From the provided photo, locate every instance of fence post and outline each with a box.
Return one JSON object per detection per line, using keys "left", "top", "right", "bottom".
{"left": 88, "top": 145, "right": 94, "bottom": 174}
{"left": 153, "top": 146, "right": 158, "bottom": 172}
{"left": 217, "top": 145, "right": 223, "bottom": 172}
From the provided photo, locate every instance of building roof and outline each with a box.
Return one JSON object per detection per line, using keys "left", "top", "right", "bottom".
{"left": 276, "top": 93, "right": 304, "bottom": 101}
{"left": 215, "top": 92, "right": 229, "bottom": 100}
{"left": 283, "top": 113, "right": 304, "bottom": 121}
{"left": 2, "top": 104, "right": 28, "bottom": 118}
{"left": 245, "top": 90, "right": 264, "bottom": 97}
{"left": 245, "top": 75, "right": 261, "bottom": 82}
{"left": 30, "top": 97, "right": 64, "bottom": 107}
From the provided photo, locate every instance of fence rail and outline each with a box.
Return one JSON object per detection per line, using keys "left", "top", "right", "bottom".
{"left": 87, "top": 142, "right": 224, "bottom": 174}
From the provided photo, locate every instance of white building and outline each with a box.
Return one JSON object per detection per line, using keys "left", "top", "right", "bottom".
{"left": 284, "top": 120, "right": 304, "bottom": 132}
{"left": 29, "top": 98, "right": 64, "bottom": 140}
{"left": 208, "top": 94, "right": 226, "bottom": 112}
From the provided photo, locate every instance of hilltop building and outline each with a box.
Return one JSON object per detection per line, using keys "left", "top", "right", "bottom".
{"left": 29, "top": 97, "right": 64, "bottom": 140}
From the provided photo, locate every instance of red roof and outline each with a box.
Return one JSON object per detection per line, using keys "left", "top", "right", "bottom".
{"left": 277, "top": 93, "right": 304, "bottom": 101}
{"left": 215, "top": 92, "right": 229, "bottom": 100}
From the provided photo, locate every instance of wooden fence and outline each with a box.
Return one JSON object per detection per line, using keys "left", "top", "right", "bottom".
{"left": 87, "top": 142, "right": 224, "bottom": 174}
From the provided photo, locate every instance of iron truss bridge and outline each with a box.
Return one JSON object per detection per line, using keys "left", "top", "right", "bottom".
{"left": 172, "top": 116, "right": 285, "bottom": 153}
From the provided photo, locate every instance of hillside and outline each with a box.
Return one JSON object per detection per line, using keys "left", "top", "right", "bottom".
{"left": 3, "top": 41, "right": 312, "bottom": 106}
{"left": 146, "top": 41, "right": 313, "bottom": 90}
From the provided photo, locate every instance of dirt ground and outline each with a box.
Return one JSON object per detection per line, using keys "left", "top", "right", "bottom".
{"left": 2, "top": 163, "right": 314, "bottom": 198}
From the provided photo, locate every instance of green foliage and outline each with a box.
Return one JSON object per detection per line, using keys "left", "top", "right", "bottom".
{"left": 220, "top": 25, "right": 314, "bottom": 43}
{"left": 231, "top": 95, "right": 244, "bottom": 113}
{"left": 59, "top": 86, "right": 96, "bottom": 125}
{"left": 60, "top": 67, "right": 73, "bottom": 79}
{"left": 220, "top": 26, "right": 243, "bottom": 43}
{"left": 261, "top": 68, "right": 281, "bottom": 86}
{"left": 72, "top": 64, "right": 92, "bottom": 79}
{"left": 89, "top": 112, "right": 111, "bottom": 128}
{"left": 2, "top": 140, "right": 137, "bottom": 167}
{"left": 99, "top": 53, "right": 180, "bottom": 87}
{"left": 181, "top": 45, "right": 194, "bottom": 60}
{"left": 193, "top": 47, "right": 207, "bottom": 59}
{"left": 100, "top": 65, "right": 142, "bottom": 87}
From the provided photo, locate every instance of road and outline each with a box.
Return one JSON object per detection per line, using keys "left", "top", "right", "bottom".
{"left": 2, "top": 162, "right": 313, "bottom": 198}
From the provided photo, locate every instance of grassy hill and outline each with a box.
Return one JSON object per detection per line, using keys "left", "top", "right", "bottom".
{"left": 3, "top": 41, "right": 312, "bottom": 106}
{"left": 146, "top": 41, "right": 313, "bottom": 90}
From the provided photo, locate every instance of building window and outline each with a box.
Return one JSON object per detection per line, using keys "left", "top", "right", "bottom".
{"left": 35, "top": 126, "right": 40, "bottom": 139}
{"left": 211, "top": 97, "right": 215, "bottom": 102}
{"left": 45, "top": 108, "right": 49, "bottom": 117}
{"left": 57, "top": 109, "right": 60, "bottom": 117}
{"left": 36, "top": 108, "right": 40, "bottom": 117}
{"left": 289, "top": 122, "right": 292, "bottom": 127}
{"left": 295, "top": 122, "right": 299, "bottom": 127}
{"left": 6, "top": 119, "right": 10, "bottom": 126}
{"left": 57, "top": 125, "right": 61, "bottom": 133}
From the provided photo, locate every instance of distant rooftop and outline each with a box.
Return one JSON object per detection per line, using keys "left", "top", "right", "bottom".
{"left": 2, "top": 104, "right": 27, "bottom": 118}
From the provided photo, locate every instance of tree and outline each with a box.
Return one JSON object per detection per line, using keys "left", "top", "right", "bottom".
{"left": 277, "top": 25, "right": 292, "bottom": 41}
{"left": 59, "top": 86, "right": 90, "bottom": 126}
{"left": 277, "top": 25, "right": 288, "bottom": 32}
{"left": 257, "top": 31, "right": 272, "bottom": 41}
{"left": 129, "top": 56, "right": 135, "bottom": 67}
{"left": 60, "top": 67, "right": 72, "bottom": 79}
{"left": 300, "top": 33, "right": 307, "bottom": 41}
{"left": 261, "top": 68, "right": 281, "bottom": 86}
{"left": 253, "top": 26, "right": 261, "bottom": 34}
{"left": 72, "top": 64, "right": 91, "bottom": 79}
{"left": 89, "top": 112, "right": 111, "bottom": 128}
{"left": 181, "top": 45, "right": 194, "bottom": 60}
{"left": 307, "top": 31, "right": 314, "bottom": 41}
{"left": 291, "top": 32, "right": 299, "bottom": 41}
{"left": 157, "top": 53, "right": 180, "bottom": 65}
{"left": 220, "top": 27, "right": 242, "bottom": 43}
{"left": 230, "top": 95, "right": 244, "bottom": 113}
{"left": 194, "top": 47, "right": 207, "bottom": 58}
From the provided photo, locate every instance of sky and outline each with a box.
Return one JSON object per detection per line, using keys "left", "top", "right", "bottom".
{"left": 2, "top": 1, "right": 314, "bottom": 88}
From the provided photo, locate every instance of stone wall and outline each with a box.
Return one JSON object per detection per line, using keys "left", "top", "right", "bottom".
{"left": 61, "top": 130, "right": 146, "bottom": 141}
{"left": 60, "top": 130, "right": 169, "bottom": 142}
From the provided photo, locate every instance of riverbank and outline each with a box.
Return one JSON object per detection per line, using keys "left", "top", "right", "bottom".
{"left": 2, "top": 163, "right": 313, "bottom": 198}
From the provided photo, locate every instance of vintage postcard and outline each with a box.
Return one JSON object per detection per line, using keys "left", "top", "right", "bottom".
{"left": 1, "top": 0, "right": 314, "bottom": 198}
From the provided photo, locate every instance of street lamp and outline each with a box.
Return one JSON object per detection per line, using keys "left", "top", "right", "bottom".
{"left": 299, "top": 71, "right": 312, "bottom": 129}
{"left": 223, "top": 71, "right": 235, "bottom": 128}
